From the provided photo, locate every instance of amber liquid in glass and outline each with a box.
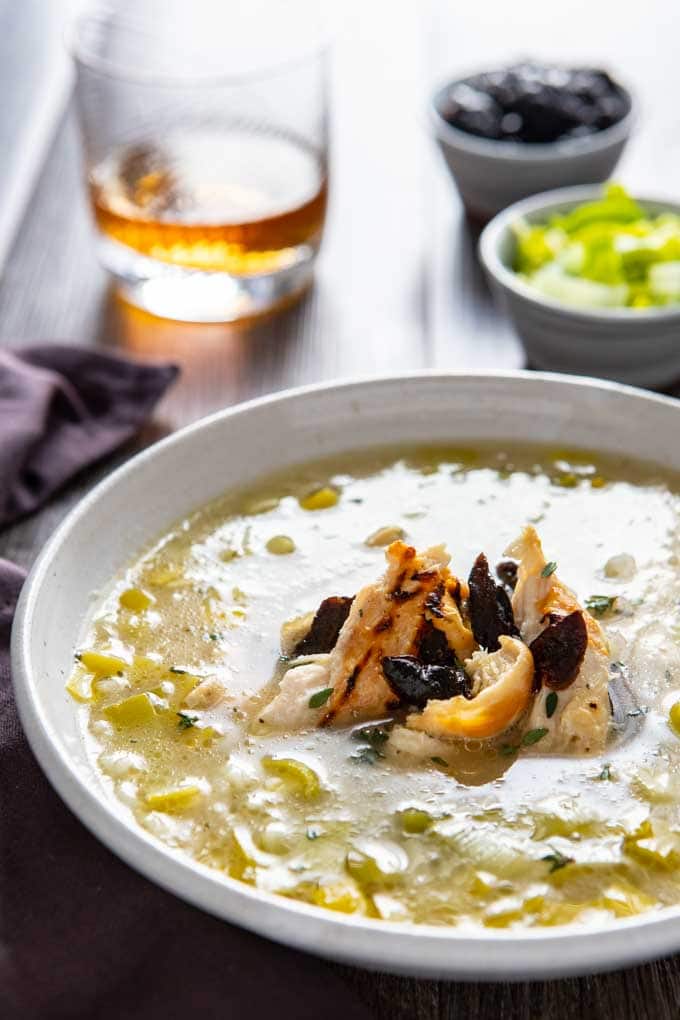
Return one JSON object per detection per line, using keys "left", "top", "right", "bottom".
{"left": 89, "top": 129, "right": 327, "bottom": 276}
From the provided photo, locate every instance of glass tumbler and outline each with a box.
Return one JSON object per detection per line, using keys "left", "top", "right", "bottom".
{"left": 72, "top": 0, "right": 329, "bottom": 322}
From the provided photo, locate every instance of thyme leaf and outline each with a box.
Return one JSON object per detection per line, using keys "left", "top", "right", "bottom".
{"left": 308, "top": 688, "right": 334, "bottom": 709}
{"left": 351, "top": 725, "right": 391, "bottom": 747}
{"left": 585, "top": 595, "right": 617, "bottom": 618}
{"left": 542, "top": 849, "right": 573, "bottom": 873}
{"left": 522, "top": 727, "right": 548, "bottom": 746}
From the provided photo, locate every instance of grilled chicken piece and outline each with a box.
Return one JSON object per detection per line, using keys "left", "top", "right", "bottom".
{"left": 424, "top": 576, "right": 476, "bottom": 661}
{"left": 505, "top": 525, "right": 610, "bottom": 754}
{"left": 323, "top": 541, "right": 474, "bottom": 725}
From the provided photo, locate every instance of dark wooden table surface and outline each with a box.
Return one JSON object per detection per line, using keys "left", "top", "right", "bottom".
{"left": 2, "top": 2, "right": 680, "bottom": 1017}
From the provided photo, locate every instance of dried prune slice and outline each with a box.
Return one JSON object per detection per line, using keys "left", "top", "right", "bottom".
{"left": 530, "top": 610, "right": 587, "bottom": 691}
{"left": 495, "top": 585, "right": 516, "bottom": 633}
{"left": 294, "top": 596, "right": 354, "bottom": 655}
{"left": 416, "top": 618, "right": 459, "bottom": 668}
{"left": 496, "top": 559, "right": 518, "bottom": 590}
{"left": 468, "top": 553, "right": 519, "bottom": 651}
{"left": 382, "top": 656, "right": 469, "bottom": 708}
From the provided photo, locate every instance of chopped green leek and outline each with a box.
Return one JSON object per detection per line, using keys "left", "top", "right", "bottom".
{"left": 262, "top": 756, "right": 321, "bottom": 799}
{"left": 513, "top": 184, "right": 680, "bottom": 309}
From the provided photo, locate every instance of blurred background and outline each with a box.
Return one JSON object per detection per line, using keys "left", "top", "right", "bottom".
{"left": 0, "top": 0, "right": 678, "bottom": 407}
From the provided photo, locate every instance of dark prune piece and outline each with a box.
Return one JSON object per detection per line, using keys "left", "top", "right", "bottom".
{"left": 496, "top": 559, "right": 518, "bottom": 590}
{"left": 294, "top": 596, "right": 353, "bottom": 655}
{"left": 529, "top": 610, "right": 587, "bottom": 691}
{"left": 495, "top": 585, "right": 516, "bottom": 633}
{"left": 439, "top": 82, "right": 504, "bottom": 139}
{"left": 595, "top": 93, "right": 628, "bottom": 127}
{"left": 450, "top": 80, "right": 497, "bottom": 111}
{"left": 417, "top": 618, "right": 459, "bottom": 667}
{"left": 515, "top": 90, "right": 578, "bottom": 142}
{"left": 500, "top": 112, "right": 523, "bottom": 136}
{"left": 382, "top": 656, "right": 469, "bottom": 708}
{"left": 567, "top": 124, "right": 594, "bottom": 139}
{"left": 468, "top": 553, "right": 519, "bottom": 651}
{"left": 576, "top": 69, "right": 616, "bottom": 100}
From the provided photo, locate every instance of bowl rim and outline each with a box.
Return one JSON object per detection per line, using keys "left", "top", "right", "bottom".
{"left": 478, "top": 184, "right": 680, "bottom": 323}
{"left": 429, "top": 71, "right": 635, "bottom": 163}
{"left": 11, "top": 370, "right": 680, "bottom": 980}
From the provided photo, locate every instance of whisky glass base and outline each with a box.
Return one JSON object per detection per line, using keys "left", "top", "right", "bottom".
{"left": 99, "top": 237, "right": 316, "bottom": 323}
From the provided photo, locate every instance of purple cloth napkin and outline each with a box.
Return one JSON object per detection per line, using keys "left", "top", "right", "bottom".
{"left": 0, "top": 344, "right": 179, "bottom": 526}
{"left": 0, "top": 346, "right": 372, "bottom": 1020}
{"left": 0, "top": 563, "right": 371, "bottom": 1020}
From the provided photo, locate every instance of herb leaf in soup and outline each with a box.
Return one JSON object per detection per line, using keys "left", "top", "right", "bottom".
{"left": 542, "top": 849, "right": 574, "bottom": 874}
{"left": 308, "top": 688, "right": 334, "bottom": 709}
{"left": 585, "top": 595, "right": 618, "bottom": 618}
{"left": 545, "top": 692, "right": 558, "bottom": 718}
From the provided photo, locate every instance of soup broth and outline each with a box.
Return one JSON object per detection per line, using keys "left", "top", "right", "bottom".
{"left": 70, "top": 445, "right": 680, "bottom": 928}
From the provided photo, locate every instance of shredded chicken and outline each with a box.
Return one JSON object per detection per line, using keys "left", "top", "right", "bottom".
{"left": 426, "top": 576, "right": 476, "bottom": 660}
{"left": 386, "top": 725, "right": 453, "bottom": 763}
{"left": 259, "top": 660, "right": 331, "bottom": 729}
{"left": 184, "top": 677, "right": 226, "bottom": 710}
{"left": 506, "top": 525, "right": 610, "bottom": 754}
{"left": 280, "top": 613, "right": 315, "bottom": 658}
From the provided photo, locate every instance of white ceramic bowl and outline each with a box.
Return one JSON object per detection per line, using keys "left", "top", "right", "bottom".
{"left": 12, "top": 372, "right": 680, "bottom": 981}
{"left": 479, "top": 187, "right": 680, "bottom": 388}
{"left": 431, "top": 78, "right": 634, "bottom": 221}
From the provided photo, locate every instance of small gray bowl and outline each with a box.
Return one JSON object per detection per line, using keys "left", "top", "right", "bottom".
{"left": 431, "top": 75, "right": 635, "bottom": 221}
{"left": 479, "top": 185, "right": 680, "bottom": 388}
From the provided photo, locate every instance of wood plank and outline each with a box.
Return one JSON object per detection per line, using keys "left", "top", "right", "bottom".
{"left": 339, "top": 955, "right": 680, "bottom": 1020}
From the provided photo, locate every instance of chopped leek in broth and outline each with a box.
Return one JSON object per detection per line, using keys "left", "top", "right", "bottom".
{"left": 70, "top": 444, "right": 680, "bottom": 929}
